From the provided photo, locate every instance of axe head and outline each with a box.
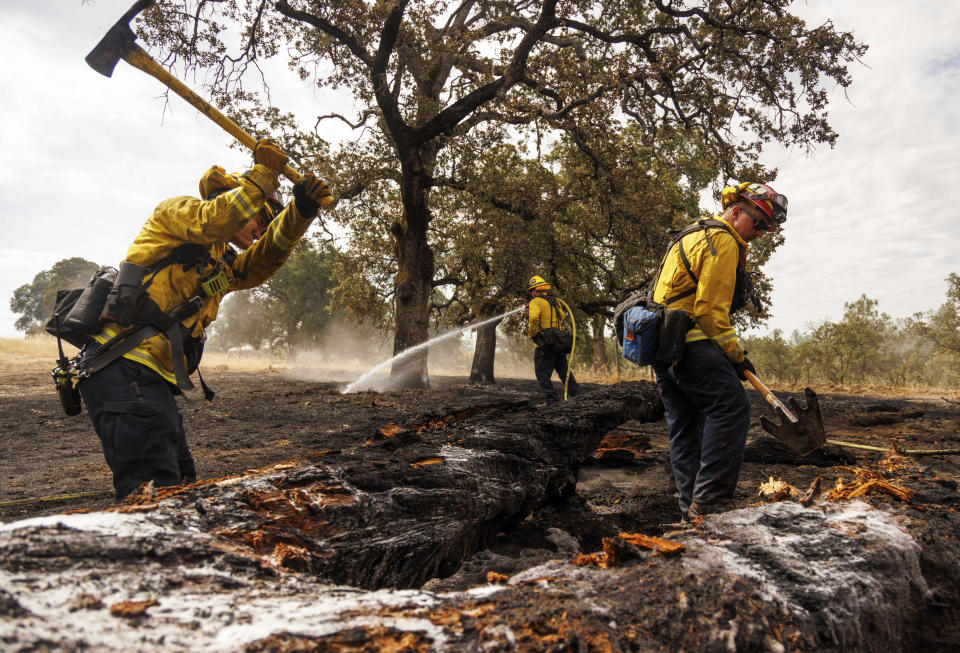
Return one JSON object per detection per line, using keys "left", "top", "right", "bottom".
{"left": 85, "top": 0, "right": 156, "bottom": 77}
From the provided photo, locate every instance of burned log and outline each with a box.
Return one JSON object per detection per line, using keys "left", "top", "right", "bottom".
{"left": 4, "top": 381, "right": 960, "bottom": 651}
{"left": 5, "top": 382, "right": 662, "bottom": 592}
{"left": 2, "top": 476, "right": 958, "bottom": 650}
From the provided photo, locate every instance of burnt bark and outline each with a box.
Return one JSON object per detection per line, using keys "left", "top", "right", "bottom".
{"left": 469, "top": 318, "right": 501, "bottom": 384}
{"left": 8, "top": 382, "right": 661, "bottom": 592}
{"left": 3, "top": 447, "right": 958, "bottom": 651}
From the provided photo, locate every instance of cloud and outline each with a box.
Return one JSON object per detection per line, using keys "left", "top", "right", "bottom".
{"left": 748, "top": 0, "right": 960, "bottom": 336}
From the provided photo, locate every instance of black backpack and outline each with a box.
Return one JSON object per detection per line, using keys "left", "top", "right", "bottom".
{"left": 532, "top": 294, "right": 574, "bottom": 354}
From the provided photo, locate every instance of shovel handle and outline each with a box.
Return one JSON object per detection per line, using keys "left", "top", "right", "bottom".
{"left": 123, "top": 45, "right": 333, "bottom": 207}
{"left": 743, "top": 370, "right": 798, "bottom": 423}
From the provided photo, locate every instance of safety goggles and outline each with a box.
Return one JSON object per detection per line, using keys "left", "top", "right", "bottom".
{"left": 740, "top": 188, "right": 788, "bottom": 225}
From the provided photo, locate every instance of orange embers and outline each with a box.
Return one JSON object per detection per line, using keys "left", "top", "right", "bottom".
{"left": 879, "top": 440, "right": 921, "bottom": 473}
{"left": 109, "top": 599, "right": 158, "bottom": 618}
{"left": 248, "top": 628, "right": 431, "bottom": 653}
{"left": 486, "top": 571, "right": 509, "bottom": 584}
{"left": 573, "top": 532, "right": 684, "bottom": 568}
{"left": 827, "top": 467, "right": 913, "bottom": 502}
{"left": 213, "top": 481, "right": 354, "bottom": 572}
{"left": 758, "top": 477, "right": 799, "bottom": 502}
{"left": 427, "top": 603, "right": 497, "bottom": 627}
{"left": 592, "top": 429, "right": 650, "bottom": 461}
{"left": 380, "top": 421, "right": 404, "bottom": 437}
{"left": 409, "top": 457, "right": 444, "bottom": 468}
{"left": 417, "top": 419, "right": 448, "bottom": 432}
{"left": 618, "top": 533, "right": 684, "bottom": 555}
{"left": 110, "top": 461, "right": 309, "bottom": 510}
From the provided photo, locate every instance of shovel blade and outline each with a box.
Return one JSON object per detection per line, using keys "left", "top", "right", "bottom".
{"left": 759, "top": 387, "right": 826, "bottom": 456}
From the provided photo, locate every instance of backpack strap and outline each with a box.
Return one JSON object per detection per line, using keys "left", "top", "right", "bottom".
{"left": 77, "top": 244, "right": 225, "bottom": 397}
{"left": 79, "top": 296, "right": 206, "bottom": 386}
{"left": 671, "top": 218, "right": 740, "bottom": 298}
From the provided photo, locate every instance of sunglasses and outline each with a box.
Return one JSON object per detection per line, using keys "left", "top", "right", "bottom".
{"left": 740, "top": 205, "right": 773, "bottom": 233}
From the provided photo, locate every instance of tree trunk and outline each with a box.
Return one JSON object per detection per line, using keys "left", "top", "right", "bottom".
{"left": 390, "top": 154, "right": 436, "bottom": 389}
{"left": 591, "top": 314, "right": 608, "bottom": 374}
{"left": 469, "top": 318, "right": 501, "bottom": 384}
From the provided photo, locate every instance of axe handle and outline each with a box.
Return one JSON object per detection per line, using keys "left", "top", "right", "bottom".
{"left": 743, "top": 370, "right": 798, "bottom": 423}
{"left": 123, "top": 45, "right": 334, "bottom": 208}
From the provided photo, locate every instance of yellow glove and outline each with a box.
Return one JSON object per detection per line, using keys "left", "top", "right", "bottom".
{"left": 253, "top": 138, "right": 289, "bottom": 176}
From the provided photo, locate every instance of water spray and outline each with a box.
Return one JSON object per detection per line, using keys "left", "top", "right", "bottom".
{"left": 343, "top": 306, "right": 525, "bottom": 393}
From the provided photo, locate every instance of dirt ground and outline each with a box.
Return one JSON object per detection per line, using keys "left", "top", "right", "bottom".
{"left": 3, "top": 357, "right": 960, "bottom": 545}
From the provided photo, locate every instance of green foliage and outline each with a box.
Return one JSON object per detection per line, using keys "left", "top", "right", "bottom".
{"left": 744, "top": 280, "right": 960, "bottom": 389}
{"left": 140, "top": 1, "right": 866, "bottom": 361}
{"left": 209, "top": 240, "right": 339, "bottom": 353}
{"left": 9, "top": 257, "right": 100, "bottom": 334}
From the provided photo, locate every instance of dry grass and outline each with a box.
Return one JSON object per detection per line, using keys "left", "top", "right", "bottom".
{"left": 0, "top": 336, "right": 78, "bottom": 374}
{"left": 4, "top": 336, "right": 959, "bottom": 400}
{"left": 0, "top": 336, "right": 284, "bottom": 375}
{"left": 573, "top": 361, "right": 960, "bottom": 399}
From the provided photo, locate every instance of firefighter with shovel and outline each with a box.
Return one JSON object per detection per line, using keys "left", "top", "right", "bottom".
{"left": 650, "top": 182, "right": 788, "bottom": 520}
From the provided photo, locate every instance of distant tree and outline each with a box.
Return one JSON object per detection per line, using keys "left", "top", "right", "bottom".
{"left": 743, "top": 329, "right": 796, "bottom": 382}
{"left": 794, "top": 295, "right": 890, "bottom": 385}
{"left": 256, "top": 240, "right": 340, "bottom": 353}
{"left": 911, "top": 273, "right": 960, "bottom": 358}
{"left": 907, "top": 273, "right": 960, "bottom": 387}
{"left": 211, "top": 240, "right": 338, "bottom": 353}
{"left": 9, "top": 258, "right": 100, "bottom": 335}
{"left": 211, "top": 291, "right": 271, "bottom": 353}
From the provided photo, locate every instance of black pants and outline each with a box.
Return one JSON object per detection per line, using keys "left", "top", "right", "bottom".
{"left": 652, "top": 340, "right": 751, "bottom": 514}
{"left": 534, "top": 346, "right": 580, "bottom": 402}
{"left": 78, "top": 358, "right": 196, "bottom": 501}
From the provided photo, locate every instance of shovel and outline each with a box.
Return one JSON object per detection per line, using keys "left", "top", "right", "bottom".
{"left": 743, "top": 370, "right": 826, "bottom": 456}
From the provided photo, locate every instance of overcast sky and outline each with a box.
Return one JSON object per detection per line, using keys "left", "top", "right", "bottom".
{"left": 2, "top": 0, "right": 959, "bottom": 340}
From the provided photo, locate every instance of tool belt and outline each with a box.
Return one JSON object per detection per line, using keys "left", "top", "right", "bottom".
{"left": 45, "top": 244, "right": 232, "bottom": 411}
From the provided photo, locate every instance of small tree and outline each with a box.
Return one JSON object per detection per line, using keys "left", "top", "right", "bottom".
{"left": 210, "top": 240, "right": 338, "bottom": 353}
{"left": 10, "top": 258, "right": 100, "bottom": 335}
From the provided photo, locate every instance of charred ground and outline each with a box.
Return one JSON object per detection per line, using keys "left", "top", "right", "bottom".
{"left": 2, "top": 365, "right": 960, "bottom": 650}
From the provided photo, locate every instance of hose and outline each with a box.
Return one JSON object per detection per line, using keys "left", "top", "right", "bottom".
{"left": 0, "top": 490, "right": 113, "bottom": 509}
{"left": 556, "top": 297, "right": 576, "bottom": 401}
{"left": 826, "top": 439, "right": 960, "bottom": 456}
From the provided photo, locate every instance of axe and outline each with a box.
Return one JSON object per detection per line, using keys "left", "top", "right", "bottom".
{"left": 86, "top": 0, "right": 333, "bottom": 208}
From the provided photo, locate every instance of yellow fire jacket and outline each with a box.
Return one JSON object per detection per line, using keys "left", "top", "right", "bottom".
{"left": 652, "top": 216, "right": 747, "bottom": 363}
{"left": 93, "top": 164, "right": 313, "bottom": 385}
{"left": 528, "top": 295, "right": 566, "bottom": 345}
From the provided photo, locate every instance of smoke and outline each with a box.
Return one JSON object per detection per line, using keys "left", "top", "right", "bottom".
{"left": 284, "top": 322, "right": 533, "bottom": 388}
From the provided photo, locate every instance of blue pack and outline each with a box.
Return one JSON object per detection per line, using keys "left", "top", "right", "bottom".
{"left": 621, "top": 304, "right": 662, "bottom": 366}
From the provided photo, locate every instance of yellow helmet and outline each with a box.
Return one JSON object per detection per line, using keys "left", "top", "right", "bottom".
{"left": 528, "top": 275, "right": 550, "bottom": 292}
{"left": 199, "top": 165, "right": 242, "bottom": 199}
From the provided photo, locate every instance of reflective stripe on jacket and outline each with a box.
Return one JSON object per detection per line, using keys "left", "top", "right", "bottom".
{"left": 528, "top": 295, "right": 566, "bottom": 343}
{"left": 652, "top": 216, "right": 748, "bottom": 363}
{"left": 93, "top": 164, "right": 312, "bottom": 385}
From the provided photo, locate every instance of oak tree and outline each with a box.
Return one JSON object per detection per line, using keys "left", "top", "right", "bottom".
{"left": 142, "top": 0, "right": 865, "bottom": 387}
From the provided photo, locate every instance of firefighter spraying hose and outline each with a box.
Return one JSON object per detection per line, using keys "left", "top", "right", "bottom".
{"left": 527, "top": 276, "right": 581, "bottom": 403}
